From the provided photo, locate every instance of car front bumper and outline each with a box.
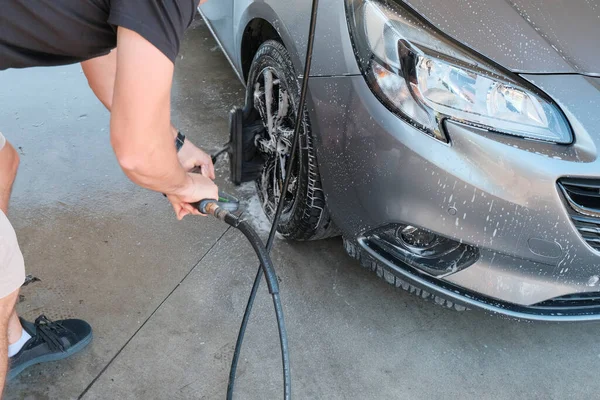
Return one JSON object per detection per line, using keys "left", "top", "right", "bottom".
{"left": 309, "top": 73, "right": 600, "bottom": 320}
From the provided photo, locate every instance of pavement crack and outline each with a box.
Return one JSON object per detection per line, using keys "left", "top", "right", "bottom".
{"left": 77, "top": 226, "right": 231, "bottom": 399}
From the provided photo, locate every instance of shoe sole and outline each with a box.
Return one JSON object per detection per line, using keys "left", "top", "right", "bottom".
{"left": 8, "top": 332, "right": 93, "bottom": 381}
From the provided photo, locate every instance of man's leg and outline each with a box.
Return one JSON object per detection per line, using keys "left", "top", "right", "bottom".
{"left": 0, "top": 137, "right": 25, "bottom": 394}
{"left": 81, "top": 50, "right": 118, "bottom": 111}
{"left": 0, "top": 291, "right": 19, "bottom": 393}
{"left": 0, "top": 135, "right": 92, "bottom": 388}
{"left": 0, "top": 138, "right": 19, "bottom": 214}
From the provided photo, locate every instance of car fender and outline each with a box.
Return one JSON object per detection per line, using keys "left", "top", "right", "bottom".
{"left": 235, "top": 2, "right": 302, "bottom": 81}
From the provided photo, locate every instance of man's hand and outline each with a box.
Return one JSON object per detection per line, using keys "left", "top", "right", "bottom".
{"left": 177, "top": 139, "right": 216, "bottom": 179}
{"left": 167, "top": 173, "right": 219, "bottom": 220}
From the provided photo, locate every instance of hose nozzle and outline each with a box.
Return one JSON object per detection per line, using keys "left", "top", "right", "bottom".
{"left": 195, "top": 191, "right": 241, "bottom": 221}
{"left": 199, "top": 201, "right": 221, "bottom": 217}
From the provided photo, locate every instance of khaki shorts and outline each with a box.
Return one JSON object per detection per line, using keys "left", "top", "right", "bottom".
{"left": 0, "top": 133, "right": 26, "bottom": 299}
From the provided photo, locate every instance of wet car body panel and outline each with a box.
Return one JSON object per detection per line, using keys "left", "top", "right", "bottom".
{"left": 309, "top": 74, "right": 600, "bottom": 306}
{"left": 406, "top": 0, "right": 600, "bottom": 75}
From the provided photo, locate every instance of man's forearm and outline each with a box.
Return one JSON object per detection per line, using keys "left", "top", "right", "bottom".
{"left": 111, "top": 123, "right": 189, "bottom": 195}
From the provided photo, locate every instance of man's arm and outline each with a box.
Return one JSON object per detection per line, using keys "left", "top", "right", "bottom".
{"left": 83, "top": 50, "right": 178, "bottom": 138}
{"left": 82, "top": 50, "right": 216, "bottom": 180}
{"left": 110, "top": 27, "right": 217, "bottom": 219}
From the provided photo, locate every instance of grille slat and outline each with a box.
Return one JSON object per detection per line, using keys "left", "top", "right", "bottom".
{"left": 578, "top": 226, "right": 600, "bottom": 235}
{"left": 564, "top": 187, "right": 600, "bottom": 200}
{"left": 558, "top": 178, "right": 600, "bottom": 252}
{"left": 572, "top": 214, "right": 600, "bottom": 224}
{"left": 535, "top": 291, "right": 600, "bottom": 310}
{"left": 561, "top": 178, "right": 600, "bottom": 189}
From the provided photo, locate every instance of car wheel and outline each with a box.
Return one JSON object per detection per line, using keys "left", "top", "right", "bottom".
{"left": 247, "top": 40, "right": 338, "bottom": 240}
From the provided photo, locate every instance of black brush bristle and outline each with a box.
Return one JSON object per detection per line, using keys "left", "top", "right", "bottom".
{"left": 227, "top": 107, "right": 266, "bottom": 185}
{"left": 240, "top": 120, "right": 265, "bottom": 181}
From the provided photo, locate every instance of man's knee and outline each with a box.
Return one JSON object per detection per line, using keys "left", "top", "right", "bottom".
{"left": 0, "top": 290, "right": 18, "bottom": 326}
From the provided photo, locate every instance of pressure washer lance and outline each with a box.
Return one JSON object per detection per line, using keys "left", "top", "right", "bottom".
{"left": 192, "top": 193, "right": 291, "bottom": 399}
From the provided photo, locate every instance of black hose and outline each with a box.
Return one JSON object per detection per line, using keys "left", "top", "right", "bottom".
{"left": 226, "top": 1, "right": 320, "bottom": 399}
{"left": 221, "top": 214, "right": 290, "bottom": 388}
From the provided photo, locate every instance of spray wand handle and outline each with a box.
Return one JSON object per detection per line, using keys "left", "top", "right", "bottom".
{"left": 194, "top": 191, "right": 240, "bottom": 217}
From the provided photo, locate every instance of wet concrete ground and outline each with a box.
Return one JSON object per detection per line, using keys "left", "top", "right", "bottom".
{"left": 2, "top": 16, "right": 599, "bottom": 400}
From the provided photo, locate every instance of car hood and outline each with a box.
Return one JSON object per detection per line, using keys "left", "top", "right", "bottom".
{"left": 405, "top": 0, "right": 600, "bottom": 75}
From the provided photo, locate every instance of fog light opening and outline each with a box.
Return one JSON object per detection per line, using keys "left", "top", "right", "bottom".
{"left": 364, "top": 224, "right": 479, "bottom": 277}
{"left": 393, "top": 225, "right": 460, "bottom": 258}
{"left": 396, "top": 225, "right": 438, "bottom": 249}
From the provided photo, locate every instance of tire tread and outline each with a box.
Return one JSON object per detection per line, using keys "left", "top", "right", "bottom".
{"left": 343, "top": 238, "right": 468, "bottom": 312}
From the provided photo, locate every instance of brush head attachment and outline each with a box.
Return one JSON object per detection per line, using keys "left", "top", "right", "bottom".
{"left": 228, "top": 107, "right": 266, "bottom": 185}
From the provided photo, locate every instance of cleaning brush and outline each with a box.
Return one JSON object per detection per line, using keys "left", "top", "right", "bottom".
{"left": 212, "top": 106, "right": 266, "bottom": 185}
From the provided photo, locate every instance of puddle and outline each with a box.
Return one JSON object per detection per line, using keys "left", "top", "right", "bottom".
{"left": 237, "top": 183, "right": 272, "bottom": 235}
{"left": 236, "top": 182, "right": 284, "bottom": 241}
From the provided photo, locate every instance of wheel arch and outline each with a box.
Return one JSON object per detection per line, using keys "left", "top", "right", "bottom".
{"left": 237, "top": 4, "right": 302, "bottom": 83}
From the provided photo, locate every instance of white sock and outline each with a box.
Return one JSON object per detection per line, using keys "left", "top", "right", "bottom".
{"left": 8, "top": 329, "right": 32, "bottom": 358}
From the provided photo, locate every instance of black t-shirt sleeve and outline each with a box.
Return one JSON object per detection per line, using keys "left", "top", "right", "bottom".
{"left": 107, "top": 0, "right": 197, "bottom": 63}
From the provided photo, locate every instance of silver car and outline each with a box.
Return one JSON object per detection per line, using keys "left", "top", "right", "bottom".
{"left": 200, "top": 0, "right": 600, "bottom": 321}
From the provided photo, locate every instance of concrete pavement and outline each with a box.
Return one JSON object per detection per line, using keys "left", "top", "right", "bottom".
{"left": 1, "top": 16, "right": 599, "bottom": 400}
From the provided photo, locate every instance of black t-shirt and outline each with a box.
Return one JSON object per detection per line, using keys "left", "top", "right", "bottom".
{"left": 0, "top": 0, "right": 198, "bottom": 70}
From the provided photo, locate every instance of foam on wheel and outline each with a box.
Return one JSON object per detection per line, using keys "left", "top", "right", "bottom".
{"left": 247, "top": 40, "right": 338, "bottom": 241}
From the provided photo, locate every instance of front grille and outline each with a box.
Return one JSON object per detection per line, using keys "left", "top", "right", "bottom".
{"left": 558, "top": 178, "right": 600, "bottom": 251}
{"left": 533, "top": 292, "right": 600, "bottom": 311}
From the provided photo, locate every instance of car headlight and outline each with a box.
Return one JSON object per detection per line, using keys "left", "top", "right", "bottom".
{"left": 346, "top": 0, "right": 572, "bottom": 144}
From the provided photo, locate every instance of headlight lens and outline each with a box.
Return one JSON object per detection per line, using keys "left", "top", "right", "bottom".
{"left": 347, "top": 0, "right": 572, "bottom": 144}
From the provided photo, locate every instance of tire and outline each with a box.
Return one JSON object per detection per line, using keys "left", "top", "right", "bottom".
{"left": 343, "top": 238, "right": 469, "bottom": 312}
{"left": 247, "top": 40, "right": 338, "bottom": 240}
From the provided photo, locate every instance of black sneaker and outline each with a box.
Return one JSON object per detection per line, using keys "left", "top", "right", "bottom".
{"left": 8, "top": 315, "right": 93, "bottom": 381}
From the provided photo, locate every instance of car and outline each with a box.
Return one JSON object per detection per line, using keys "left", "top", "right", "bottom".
{"left": 199, "top": 0, "right": 600, "bottom": 321}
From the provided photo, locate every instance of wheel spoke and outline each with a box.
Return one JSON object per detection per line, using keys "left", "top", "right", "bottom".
{"left": 273, "top": 155, "right": 280, "bottom": 206}
{"left": 279, "top": 154, "right": 287, "bottom": 184}
{"left": 260, "top": 164, "right": 272, "bottom": 213}
{"left": 253, "top": 73, "right": 265, "bottom": 112}
{"left": 274, "top": 85, "right": 289, "bottom": 129}
{"left": 263, "top": 69, "right": 275, "bottom": 138}
{"left": 276, "top": 126, "right": 294, "bottom": 150}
